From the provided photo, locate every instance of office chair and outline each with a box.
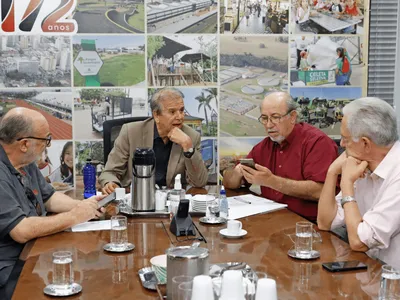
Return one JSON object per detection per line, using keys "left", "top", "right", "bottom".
{"left": 103, "top": 117, "right": 149, "bottom": 164}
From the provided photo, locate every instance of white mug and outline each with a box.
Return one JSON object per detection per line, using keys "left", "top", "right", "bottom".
{"left": 227, "top": 220, "right": 242, "bottom": 235}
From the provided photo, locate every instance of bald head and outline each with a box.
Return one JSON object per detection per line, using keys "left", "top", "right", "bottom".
{"left": 0, "top": 107, "right": 48, "bottom": 144}
{"left": 261, "top": 92, "right": 294, "bottom": 112}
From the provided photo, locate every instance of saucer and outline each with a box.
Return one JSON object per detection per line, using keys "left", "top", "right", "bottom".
{"left": 200, "top": 216, "right": 227, "bottom": 224}
{"left": 103, "top": 243, "right": 135, "bottom": 253}
{"left": 287, "top": 249, "right": 320, "bottom": 260}
{"left": 219, "top": 228, "right": 247, "bottom": 239}
{"left": 43, "top": 283, "right": 82, "bottom": 296}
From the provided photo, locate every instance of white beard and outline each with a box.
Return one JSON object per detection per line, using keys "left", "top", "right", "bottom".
{"left": 269, "top": 135, "right": 285, "bottom": 144}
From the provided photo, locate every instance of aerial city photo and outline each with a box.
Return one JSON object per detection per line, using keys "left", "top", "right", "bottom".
{"left": 73, "top": 0, "right": 145, "bottom": 33}
{"left": 0, "top": 36, "right": 71, "bottom": 88}
{"left": 147, "top": 0, "right": 218, "bottom": 33}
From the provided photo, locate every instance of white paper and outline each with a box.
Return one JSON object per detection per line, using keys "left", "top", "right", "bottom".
{"left": 227, "top": 194, "right": 287, "bottom": 220}
{"left": 71, "top": 220, "right": 111, "bottom": 232}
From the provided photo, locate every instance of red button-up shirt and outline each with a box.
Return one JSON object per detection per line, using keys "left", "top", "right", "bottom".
{"left": 247, "top": 123, "right": 338, "bottom": 221}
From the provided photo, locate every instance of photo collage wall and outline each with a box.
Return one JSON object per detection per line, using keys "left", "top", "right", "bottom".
{"left": 0, "top": 0, "right": 369, "bottom": 191}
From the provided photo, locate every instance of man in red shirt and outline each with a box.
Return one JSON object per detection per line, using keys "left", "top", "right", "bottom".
{"left": 223, "top": 92, "right": 338, "bottom": 221}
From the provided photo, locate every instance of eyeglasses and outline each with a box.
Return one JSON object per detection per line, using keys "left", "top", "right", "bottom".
{"left": 17, "top": 175, "right": 42, "bottom": 216}
{"left": 258, "top": 111, "right": 293, "bottom": 125}
{"left": 17, "top": 135, "right": 52, "bottom": 147}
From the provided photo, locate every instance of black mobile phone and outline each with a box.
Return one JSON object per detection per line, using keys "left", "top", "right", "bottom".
{"left": 322, "top": 261, "right": 368, "bottom": 273}
{"left": 97, "top": 192, "right": 116, "bottom": 208}
{"left": 239, "top": 158, "right": 256, "bottom": 169}
{"left": 176, "top": 199, "right": 190, "bottom": 218}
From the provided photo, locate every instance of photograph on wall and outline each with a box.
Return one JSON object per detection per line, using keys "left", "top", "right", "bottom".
{"left": 147, "top": 35, "right": 217, "bottom": 87}
{"left": 147, "top": 0, "right": 218, "bottom": 34}
{"left": 38, "top": 140, "right": 74, "bottom": 191}
{"left": 290, "top": 35, "right": 364, "bottom": 87}
{"left": 75, "top": 141, "right": 104, "bottom": 191}
{"left": 72, "top": 35, "right": 145, "bottom": 87}
{"left": 290, "top": 0, "right": 365, "bottom": 34}
{"left": 201, "top": 138, "right": 218, "bottom": 184}
{"left": 290, "top": 87, "right": 362, "bottom": 139}
{"left": 73, "top": 88, "right": 147, "bottom": 140}
{"left": 219, "top": 137, "right": 263, "bottom": 173}
{"left": 73, "top": 0, "right": 144, "bottom": 34}
{"left": 0, "top": 36, "right": 71, "bottom": 88}
{"left": 148, "top": 87, "right": 218, "bottom": 137}
{"left": 0, "top": 89, "right": 73, "bottom": 139}
{"left": 221, "top": 0, "right": 289, "bottom": 34}
{"left": 219, "top": 36, "right": 288, "bottom": 137}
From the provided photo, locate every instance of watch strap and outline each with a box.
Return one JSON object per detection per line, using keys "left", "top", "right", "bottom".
{"left": 341, "top": 196, "right": 356, "bottom": 208}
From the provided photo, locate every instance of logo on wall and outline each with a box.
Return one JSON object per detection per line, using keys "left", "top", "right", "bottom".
{"left": 1, "top": 0, "right": 77, "bottom": 34}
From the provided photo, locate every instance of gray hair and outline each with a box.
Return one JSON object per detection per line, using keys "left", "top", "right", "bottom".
{"left": 260, "top": 92, "right": 300, "bottom": 122}
{"left": 150, "top": 88, "right": 184, "bottom": 114}
{"left": 0, "top": 114, "right": 35, "bottom": 144}
{"left": 343, "top": 97, "right": 398, "bottom": 146}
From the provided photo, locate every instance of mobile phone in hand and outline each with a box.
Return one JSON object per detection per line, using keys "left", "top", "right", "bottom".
{"left": 239, "top": 158, "right": 256, "bottom": 169}
{"left": 97, "top": 192, "right": 116, "bottom": 208}
{"left": 322, "top": 261, "right": 367, "bottom": 272}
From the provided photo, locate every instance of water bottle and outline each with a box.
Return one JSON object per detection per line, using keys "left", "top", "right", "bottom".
{"left": 219, "top": 186, "right": 229, "bottom": 219}
{"left": 83, "top": 158, "right": 96, "bottom": 199}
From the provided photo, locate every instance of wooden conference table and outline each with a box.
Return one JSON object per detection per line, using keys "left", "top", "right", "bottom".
{"left": 13, "top": 187, "right": 382, "bottom": 299}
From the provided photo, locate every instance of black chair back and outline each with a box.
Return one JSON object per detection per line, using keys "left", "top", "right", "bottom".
{"left": 103, "top": 117, "right": 149, "bottom": 164}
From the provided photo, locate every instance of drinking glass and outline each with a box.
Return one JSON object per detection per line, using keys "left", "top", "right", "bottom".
{"left": 206, "top": 193, "right": 220, "bottom": 220}
{"left": 110, "top": 216, "right": 128, "bottom": 250}
{"left": 295, "top": 222, "right": 313, "bottom": 258}
{"left": 172, "top": 275, "right": 193, "bottom": 300}
{"left": 178, "top": 281, "right": 193, "bottom": 300}
{"left": 379, "top": 265, "right": 400, "bottom": 300}
{"left": 52, "top": 251, "right": 74, "bottom": 289}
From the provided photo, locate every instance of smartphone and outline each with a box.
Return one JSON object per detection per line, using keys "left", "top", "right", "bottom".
{"left": 322, "top": 261, "right": 368, "bottom": 272}
{"left": 176, "top": 199, "right": 190, "bottom": 218}
{"left": 239, "top": 158, "right": 255, "bottom": 169}
{"left": 97, "top": 192, "right": 116, "bottom": 208}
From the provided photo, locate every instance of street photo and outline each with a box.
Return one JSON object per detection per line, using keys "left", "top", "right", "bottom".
{"left": 0, "top": 36, "right": 71, "bottom": 88}
{"left": 73, "top": 88, "right": 147, "bottom": 140}
{"left": 148, "top": 87, "right": 218, "bottom": 137}
{"left": 290, "top": 35, "right": 364, "bottom": 87}
{"left": 73, "top": 35, "right": 145, "bottom": 87}
{"left": 148, "top": 35, "right": 217, "bottom": 87}
{"left": 221, "top": 0, "right": 289, "bottom": 34}
{"left": 219, "top": 36, "right": 288, "bottom": 137}
{"left": 290, "top": 87, "right": 362, "bottom": 139}
{"left": 290, "top": 0, "right": 366, "bottom": 34}
{"left": 73, "top": 0, "right": 144, "bottom": 33}
{"left": 147, "top": 0, "right": 218, "bottom": 33}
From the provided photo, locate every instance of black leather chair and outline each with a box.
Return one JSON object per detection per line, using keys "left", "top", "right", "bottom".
{"left": 103, "top": 117, "right": 148, "bottom": 164}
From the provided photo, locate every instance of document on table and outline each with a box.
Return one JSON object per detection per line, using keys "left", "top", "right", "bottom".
{"left": 227, "top": 194, "right": 287, "bottom": 220}
{"left": 71, "top": 220, "right": 111, "bottom": 232}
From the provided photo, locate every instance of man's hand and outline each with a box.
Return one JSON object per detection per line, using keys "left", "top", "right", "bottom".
{"left": 102, "top": 182, "right": 119, "bottom": 195}
{"left": 69, "top": 197, "right": 104, "bottom": 224}
{"left": 241, "top": 164, "right": 273, "bottom": 186}
{"left": 341, "top": 156, "right": 368, "bottom": 185}
{"left": 168, "top": 127, "right": 193, "bottom": 151}
{"left": 328, "top": 151, "right": 347, "bottom": 175}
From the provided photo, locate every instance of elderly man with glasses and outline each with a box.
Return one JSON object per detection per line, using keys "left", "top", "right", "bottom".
{"left": 223, "top": 92, "right": 338, "bottom": 221}
{"left": 0, "top": 108, "right": 105, "bottom": 299}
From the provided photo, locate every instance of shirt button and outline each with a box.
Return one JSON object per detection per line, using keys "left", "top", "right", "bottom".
{"left": 278, "top": 165, "right": 282, "bottom": 168}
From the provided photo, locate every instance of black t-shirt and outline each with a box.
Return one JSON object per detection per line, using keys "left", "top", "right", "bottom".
{"left": 153, "top": 125, "right": 173, "bottom": 187}
{"left": 0, "top": 144, "right": 54, "bottom": 287}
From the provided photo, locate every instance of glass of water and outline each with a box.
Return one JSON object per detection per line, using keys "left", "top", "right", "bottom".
{"left": 295, "top": 222, "right": 313, "bottom": 258}
{"left": 206, "top": 193, "right": 220, "bottom": 220}
{"left": 110, "top": 216, "right": 128, "bottom": 250}
{"left": 379, "top": 265, "right": 400, "bottom": 300}
{"left": 52, "top": 251, "right": 74, "bottom": 289}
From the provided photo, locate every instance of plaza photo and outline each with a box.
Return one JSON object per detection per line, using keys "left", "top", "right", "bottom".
{"left": 73, "top": 35, "right": 145, "bottom": 87}
{"left": 73, "top": 0, "right": 145, "bottom": 33}
{"left": 147, "top": 0, "right": 218, "bottom": 33}
{"left": 219, "top": 36, "right": 288, "bottom": 137}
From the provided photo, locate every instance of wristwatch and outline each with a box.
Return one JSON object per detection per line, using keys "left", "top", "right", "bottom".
{"left": 183, "top": 147, "right": 195, "bottom": 158}
{"left": 341, "top": 196, "right": 356, "bottom": 208}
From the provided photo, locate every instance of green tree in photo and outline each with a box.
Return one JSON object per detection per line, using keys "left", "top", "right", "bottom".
{"left": 204, "top": 88, "right": 218, "bottom": 108}
{"left": 147, "top": 36, "right": 165, "bottom": 59}
{"left": 79, "top": 89, "right": 104, "bottom": 101}
{"left": 196, "top": 92, "right": 213, "bottom": 135}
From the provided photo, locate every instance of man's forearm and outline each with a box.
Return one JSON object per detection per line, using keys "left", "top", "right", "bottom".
{"left": 222, "top": 168, "right": 243, "bottom": 189}
{"left": 45, "top": 192, "right": 81, "bottom": 213}
{"left": 267, "top": 175, "right": 323, "bottom": 201}
{"left": 317, "top": 171, "right": 339, "bottom": 230}
{"left": 10, "top": 212, "right": 77, "bottom": 244}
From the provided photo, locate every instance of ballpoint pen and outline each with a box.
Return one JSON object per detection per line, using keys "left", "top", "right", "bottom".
{"left": 234, "top": 197, "right": 252, "bottom": 204}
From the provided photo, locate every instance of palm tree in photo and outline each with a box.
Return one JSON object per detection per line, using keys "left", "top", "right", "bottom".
{"left": 204, "top": 88, "right": 218, "bottom": 108}
{"left": 195, "top": 92, "right": 213, "bottom": 135}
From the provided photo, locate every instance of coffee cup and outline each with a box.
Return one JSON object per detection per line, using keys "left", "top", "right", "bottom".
{"left": 227, "top": 220, "right": 242, "bottom": 235}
